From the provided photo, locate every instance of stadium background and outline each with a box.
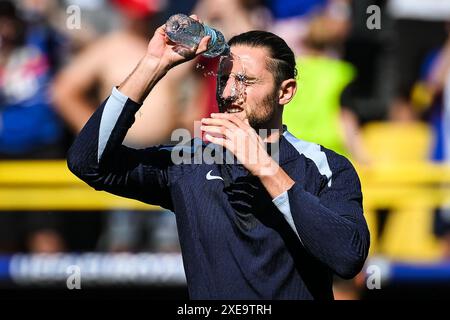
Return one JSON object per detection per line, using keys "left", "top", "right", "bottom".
{"left": 1, "top": 0, "right": 450, "bottom": 300}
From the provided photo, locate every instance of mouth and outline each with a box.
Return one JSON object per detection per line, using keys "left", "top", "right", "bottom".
{"left": 225, "top": 105, "right": 244, "bottom": 114}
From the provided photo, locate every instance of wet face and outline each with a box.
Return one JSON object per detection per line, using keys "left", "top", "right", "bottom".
{"left": 216, "top": 45, "right": 279, "bottom": 130}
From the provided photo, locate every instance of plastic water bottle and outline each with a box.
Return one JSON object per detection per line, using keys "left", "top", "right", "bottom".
{"left": 165, "top": 13, "right": 230, "bottom": 58}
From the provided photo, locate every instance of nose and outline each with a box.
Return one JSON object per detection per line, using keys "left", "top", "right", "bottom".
{"left": 219, "top": 76, "right": 237, "bottom": 101}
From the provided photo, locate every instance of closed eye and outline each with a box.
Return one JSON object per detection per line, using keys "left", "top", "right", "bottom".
{"left": 218, "top": 73, "right": 258, "bottom": 86}
{"left": 235, "top": 74, "right": 258, "bottom": 85}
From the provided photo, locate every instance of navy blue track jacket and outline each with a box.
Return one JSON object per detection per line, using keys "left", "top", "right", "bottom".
{"left": 67, "top": 88, "right": 370, "bottom": 300}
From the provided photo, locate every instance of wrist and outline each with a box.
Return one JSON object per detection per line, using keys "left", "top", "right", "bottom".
{"left": 119, "top": 55, "right": 168, "bottom": 103}
{"left": 257, "top": 162, "right": 295, "bottom": 199}
{"left": 142, "top": 54, "right": 170, "bottom": 77}
{"left": 251, "top": 156, "right": 279, "bottom": 177}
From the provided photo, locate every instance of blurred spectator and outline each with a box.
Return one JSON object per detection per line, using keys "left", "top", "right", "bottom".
{"left": 387, "top": 0, "right": 450, "bottom": 121}
{"left": 0, "top": 1, "right": 65, "bottom": 158}
{"left": 266, "top": 0, "right": 350, "bottom": 56}
{"left": 281, "top": 5, "right": 370, "bottom": 297}
{"left": 266, "top": 0, "right": 326, "bottom": 55}
{"left": 440, "top": 41, "right": 450, "bottom": 162}
{"left": 18, "top": 0, "right": 69, "bottom": 68}
{"left": 194, "top": 0, "right": 270, "bottom": 40}
{"left": 51, "top": 0, "right": 184, "bottom": 252}
{"left": 340, "top": 0, "right": 393, "bottom": 124}
{"left": 423, "top": 33, "right": 450, "bottom": 259}
{"left": 41, "top": 0, "right": 123, "bottom": 52}
{"left": 283, "top": 9, "right": 371, "bottom": 163}
{"left": 0, "top": 0, "right": 70, "bottom": 253}
{"left": 437, "top": 39, "right": 450, "bottom": 259}
{"left": 62, "top": 0, "right": 121, "bottom": 39}
{"left": 51, "top": 0, "right": 197, "bottom": 147}
{"left": 337, "top": 0, "right": 395, "bottom": 164}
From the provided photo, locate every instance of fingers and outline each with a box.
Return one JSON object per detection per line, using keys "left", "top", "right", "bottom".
{"left": 155, "top": 24, "right": 170, "bottom": 43}
{"left": 201, "top": 117, "right": 240, "bottom": 148}
{"left": 189, "top": 14, "right": 203, "bottom": 24}
{"left": 173, "top": 45, "right": 196, "bottom": 59}
{"left": 210, "top": 113, "right": 250, "bottom": 130}
{"left": 204, "top": 134, "right": 227, "bottom": 147}
{"left": 200, "top": 125, "right": 232, "bottom": 137}
{"left": 156, "top": 24, "right": 176, "bottom": 46}
{"left": 201, "top": 117, "right": 238, "bottom": 130}
{"left": 197, "top": 36, "right": 211, "bottom": 55}
{"left": 156, "top": 24, "right": 166, "bottom": 34}
{"left": 201, "top": 118, "right": 232, "bottom": 139}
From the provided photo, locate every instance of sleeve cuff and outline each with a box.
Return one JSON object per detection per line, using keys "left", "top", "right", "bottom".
{"left": 272, "top": 191, "right": 289, "bottom": 207}
{"left": 272, "top": 190, "right": 303, "bottom": 244}
{"left": 111, "top": 86, "right": 130, "bottom": 105}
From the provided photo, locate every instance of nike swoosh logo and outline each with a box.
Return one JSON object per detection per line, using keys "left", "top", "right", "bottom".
{"left": 206, "top": 170, "right": 224, "bottom": 181}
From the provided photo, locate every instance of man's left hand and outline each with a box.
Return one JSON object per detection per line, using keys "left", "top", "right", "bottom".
{"left": 201, "top": 113, "right": 278, "bottom": 177}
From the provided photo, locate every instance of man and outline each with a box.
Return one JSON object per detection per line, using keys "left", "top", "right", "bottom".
{"left": 67, "top": 16, "right": 370, "bottom": 299}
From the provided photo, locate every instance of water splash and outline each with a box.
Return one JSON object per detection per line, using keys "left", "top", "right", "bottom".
{"left": 230, "top": 82, "right": 237, "bottom": 97}
{"left": 195, "top": 63, "right": 205, "bottom": 70}
{"left": 215, "top": 52, "right": 249, "bottom": 111}
{"left": 229, "top": 53, "right": 247, "bottom": 106}
{"left": 195, "top": 63, "right": 219, "bottom": 78}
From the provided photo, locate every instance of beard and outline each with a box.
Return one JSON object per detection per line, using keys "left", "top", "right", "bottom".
{"left": 216, "top": 86, "right": 279, "bottom": 131}
{"left": 246, "top": 88, "right": 279, "bottom": 131}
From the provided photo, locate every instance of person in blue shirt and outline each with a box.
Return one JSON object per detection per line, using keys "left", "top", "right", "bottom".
{"left": 0, "top": 0, "right": 64, "bottom": 158}
{"left": 67, "top": 16, "right": 370, "bottom": 299}
{"left": 0, "top": 0, "right": 68, "bottom": 254}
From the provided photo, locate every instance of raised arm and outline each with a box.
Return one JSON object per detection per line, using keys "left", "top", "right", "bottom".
{"left": 67, "top": 20, "right": 211, "bottom": 208}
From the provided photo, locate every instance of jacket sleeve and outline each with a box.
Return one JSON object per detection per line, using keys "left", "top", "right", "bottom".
{"left": 273, "top": 158, "right": 370, "bottom": 279}
{"left": 67, "top": 87, "right": 173, "bottom": 210}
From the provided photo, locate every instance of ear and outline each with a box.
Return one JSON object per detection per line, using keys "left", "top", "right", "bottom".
{"left": 278, "top": 79, "right": 297, "bottom": 105}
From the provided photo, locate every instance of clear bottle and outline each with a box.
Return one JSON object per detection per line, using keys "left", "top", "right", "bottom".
{"left": 165, "top": 13, "right": 230, "bottom": 58}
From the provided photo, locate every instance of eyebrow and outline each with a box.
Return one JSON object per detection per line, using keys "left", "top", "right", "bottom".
{"left": 233, "top": 72, "right": 258, "bottom": 80}
{"left": 217, "top": 60, "right": 260, "bottom": 81}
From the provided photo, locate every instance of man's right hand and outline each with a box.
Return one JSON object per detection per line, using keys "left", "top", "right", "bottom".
{"left": 147, "top": 15, "right": 211, "bottom": 71}
{"left": 118, "top": 15, "right": 210, "bottom": 103}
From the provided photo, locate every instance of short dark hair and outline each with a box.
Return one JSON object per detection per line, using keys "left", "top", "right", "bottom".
{"left": 228, "top": 30, "right": 297, "bottom": 86}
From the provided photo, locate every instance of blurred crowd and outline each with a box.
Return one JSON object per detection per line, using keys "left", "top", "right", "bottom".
{"left": 1, "top": 0, "right": 450, "bottom": 297}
